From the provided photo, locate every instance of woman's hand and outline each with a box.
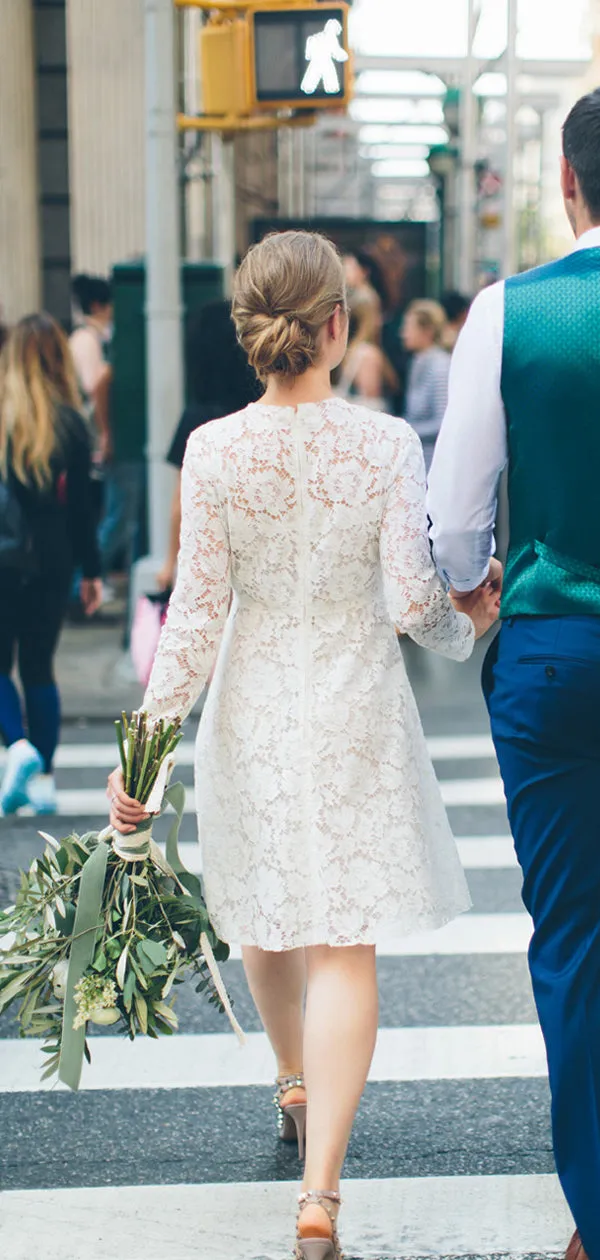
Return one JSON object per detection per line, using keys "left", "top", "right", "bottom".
{"left": 106, "top": 767, "right": 149, "bottom": 835}
{"left": 155, "top": 562, "right": 174, "bottom": 593}
{"left": 452, "top": 580, "right": 501, "bottom": 640}
{"left": 80, "top": 578, "right": 103, "bottom": 617}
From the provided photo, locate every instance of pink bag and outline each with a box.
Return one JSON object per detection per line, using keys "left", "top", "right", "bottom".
{"left": 131, "top": 594, "right": 167, "bottom": 687}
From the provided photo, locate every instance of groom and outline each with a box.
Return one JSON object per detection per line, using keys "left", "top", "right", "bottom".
{"left": 427, "top": 88, "right": 600, "bottom": 1260}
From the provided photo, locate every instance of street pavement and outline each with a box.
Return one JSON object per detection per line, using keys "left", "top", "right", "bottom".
{"left": 0, "top": 635, "right": 574, "bottom": 1259}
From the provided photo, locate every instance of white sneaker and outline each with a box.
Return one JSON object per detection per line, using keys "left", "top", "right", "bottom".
{"left": 0, "top": 739, "right": 43, "bottom": 814}
{"left": 27, "top": 773, "right": 58, "bottom": 816}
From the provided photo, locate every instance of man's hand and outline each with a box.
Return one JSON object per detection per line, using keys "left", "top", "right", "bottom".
{"left": 450, "top": 558, "right": 503, "bottom": 615}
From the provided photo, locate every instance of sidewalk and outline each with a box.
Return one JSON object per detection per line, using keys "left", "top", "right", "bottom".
{"left": 56, "top": 615, "right": 144, "bottom": 721}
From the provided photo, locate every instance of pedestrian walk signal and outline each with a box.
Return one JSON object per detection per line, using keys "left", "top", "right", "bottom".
{"left": 251, "top": 5, "right": 351, "bottom": 110}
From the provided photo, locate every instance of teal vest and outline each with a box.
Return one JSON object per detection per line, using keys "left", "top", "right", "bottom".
{"left": 501, "top": 247, "right": 600, "bottom": 618}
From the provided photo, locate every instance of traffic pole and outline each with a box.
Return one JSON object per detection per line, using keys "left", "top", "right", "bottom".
{"left": 503, "top": 0, "right": 518, "bottom": 278}
{"left": 458, "top": 0, "right": 477, "bottom": 294}
{"left": 144, "top": 0, "right": 183, "bottom": 561}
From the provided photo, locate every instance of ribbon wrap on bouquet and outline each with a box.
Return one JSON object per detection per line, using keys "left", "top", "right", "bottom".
{"left": 58, "top": 780, "right": 243, "bottom": 1091}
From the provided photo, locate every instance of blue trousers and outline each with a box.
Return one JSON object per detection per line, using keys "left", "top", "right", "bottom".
{"left": 484, "top": 616, "right": 600, "bottom": 1258}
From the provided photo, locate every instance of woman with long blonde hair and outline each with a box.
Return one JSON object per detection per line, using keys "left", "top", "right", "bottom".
{"left": 107, "top": 232, "right": 498, "bottom": 1257}
{"left": 0, "top": 313, "right": 101, "bottom": 816}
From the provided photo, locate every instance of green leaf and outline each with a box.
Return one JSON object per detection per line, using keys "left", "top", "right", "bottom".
{"left": 92, "top": 950, "right": 107, "bottom": 973}
{"left": 152, "top": 1001, "right": 178, "bottom": 1029}
{"left": 55, "top": 847, "right": 70, "bottom": 875}
{"left": 40, "top": 1056, "right": 60, "bottom": 1082}
{"left": 54, "top": 902, "right": 75, "bottom": 935}
{"left": 123, "top": 968, "right": 136, "bottom": 1012}
{"left": 161, "top": 964, "right": 179, "bottom": 1000}
{"left": 116, "top": 946, "right": 128, "bottom": 990}
{"left": 0, "top": 973, "right": 29, "bottom": 1008}
{"left": 134, "top": 993, "right": 148, "bottom": 1034}
{"left": 135, "top": 943, "right": 156, "bottom": 976}
{"left": 152, "top": 1017, "right": 176, "bottom": 1036}
{"left": 130, "top": 955, "right": 148, "bottom": 990}
{"left": 138, "top": 938, "right": 168, "bottom": 968}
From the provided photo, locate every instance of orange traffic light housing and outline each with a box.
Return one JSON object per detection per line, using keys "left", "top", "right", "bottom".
{"left": 197, "top": 1, "right": 352, "bottom": 122}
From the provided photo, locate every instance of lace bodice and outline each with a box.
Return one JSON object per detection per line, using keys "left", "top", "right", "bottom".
{"left": 144, "top": 398, "right": 473, "bottom": 723}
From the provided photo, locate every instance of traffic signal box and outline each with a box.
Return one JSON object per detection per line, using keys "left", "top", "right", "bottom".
{"left": 199, "top": 2, "right": 351, "bottom": 120}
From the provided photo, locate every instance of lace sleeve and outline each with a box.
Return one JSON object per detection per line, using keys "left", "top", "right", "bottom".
{"left": 380, "top": 428, "right": 474, "bottom": 661}
{"left": 143, "top": 434, "right": 231, "bottom": 722}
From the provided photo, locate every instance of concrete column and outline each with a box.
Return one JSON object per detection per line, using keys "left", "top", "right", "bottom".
{"left": 67, "top": 0, "right": 145, "bottom": 275}
{"left": 0, "top": 0, "right": 40, "bottom": 322}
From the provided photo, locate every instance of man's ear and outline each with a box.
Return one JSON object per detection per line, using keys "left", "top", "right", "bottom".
{"left": 561, "top": 155, "right": 577, "bottom": 203}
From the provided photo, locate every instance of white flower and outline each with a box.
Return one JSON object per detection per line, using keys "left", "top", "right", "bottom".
{"left": 51, "top": 959, "right": 69, "bottom": 1001}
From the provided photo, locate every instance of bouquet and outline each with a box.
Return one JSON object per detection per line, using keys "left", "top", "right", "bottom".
{"left": 0, "top": 712, "right": 242, "bottom": 1090}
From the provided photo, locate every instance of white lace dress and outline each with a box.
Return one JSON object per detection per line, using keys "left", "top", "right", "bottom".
{"left": 144, "top": 398, "right": 474, "bottom": 950}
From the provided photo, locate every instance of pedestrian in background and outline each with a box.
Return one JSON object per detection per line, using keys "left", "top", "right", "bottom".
{"left": 402, "top": 299, "right": 450, "bottom": 471}
{"left": 428, "top": 87, "right": 600, "bottom": 1260}
{"left": 337, "top": 291, "right": 398, "bottom": 411}
{"left": 440, "top": 290, "right": 471, "bottom": 352}
{"left": 156, "top": 299, "right": 260, "bottom": 592}
{"left": 0, "top": 314, "right": 101, "bottom": 816}
{"left": 108, "top": 231, "right": 498, "bottom": 1260}
{"left": 69, "top": 273, "right": 113, "bottom": 472}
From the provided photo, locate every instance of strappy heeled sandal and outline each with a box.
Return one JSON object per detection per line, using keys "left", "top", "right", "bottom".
{"left": 295, "top": 1189, "right": 343, "bottom": 1260}
{"left": 274, "top": 1073, "right": 307, "bottom": 1160}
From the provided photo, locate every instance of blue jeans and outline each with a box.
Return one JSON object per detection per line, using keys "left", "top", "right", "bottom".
{"left": 98, "top": 460, "right": 144, "bottom": 577}
{"left": 484, "top": 616, "right": 600, "bottom": 1258}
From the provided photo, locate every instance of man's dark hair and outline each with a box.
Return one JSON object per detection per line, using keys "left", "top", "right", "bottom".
{"left": 71, "top": 273, "right": 112, "bottom": 314}
{"left": 441, "top": 291, "right": 471, "bottom": 323}
{"left": 563, "top": 88, "right": 600, "bottom": 222}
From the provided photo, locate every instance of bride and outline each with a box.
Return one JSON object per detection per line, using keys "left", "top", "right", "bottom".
{"left": 108, "top": 230, "right": 498, "bottom": 1259}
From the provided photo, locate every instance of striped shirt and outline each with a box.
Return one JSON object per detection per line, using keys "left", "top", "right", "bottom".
{"left": 404, "top": 345, "right": 451, "bottom": 442}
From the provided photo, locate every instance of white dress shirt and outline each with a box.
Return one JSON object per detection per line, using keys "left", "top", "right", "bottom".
{"left": 427, "top": 226, "right": 600, "bottom": 592}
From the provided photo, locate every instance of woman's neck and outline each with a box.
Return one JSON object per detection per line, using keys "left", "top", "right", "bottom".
{"left": 262, "top": 364, "right": 334, "bottom": 407}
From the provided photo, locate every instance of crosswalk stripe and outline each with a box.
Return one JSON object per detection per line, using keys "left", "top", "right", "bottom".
{"left": 456, "top": 836, "right": 517, "bottom": 868}
{"left": 0, "top": 1175, "right": 573, "bottom": 1260}
{"left": 4, "top": 776, "right": 505, "bottom": 818}
{"left": 0, "top": 1024, "right": 546, "bottom": 1094}
{"left": 0, "top": 733, "right": 498, "bottom": 770}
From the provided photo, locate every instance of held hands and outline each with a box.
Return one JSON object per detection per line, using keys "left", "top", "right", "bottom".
{"left": 106, "top": 767, "right": 150, "bottom": 835}
{"left": 450, "top": 559, "right": 503, "bottom": 640}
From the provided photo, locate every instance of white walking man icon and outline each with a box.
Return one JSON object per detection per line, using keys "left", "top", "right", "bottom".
{"left": 301, "top": 18, "right": 348, "bottom": 96}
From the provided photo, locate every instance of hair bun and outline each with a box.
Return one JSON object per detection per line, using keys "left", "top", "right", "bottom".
{"left": 246, "top": 312, "right": 315, "bottom": 379}
{"left": 232, "top": 230, "right": 347, "bottom": 382}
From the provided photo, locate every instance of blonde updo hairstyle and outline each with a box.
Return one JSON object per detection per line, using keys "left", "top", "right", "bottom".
{"left": 232, "top": 231, "right": 347, "bottom": 382}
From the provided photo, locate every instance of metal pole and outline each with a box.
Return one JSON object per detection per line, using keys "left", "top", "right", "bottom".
{"left": 504, "top": 0, "right": 519, "bottom": 276}
{"left": 211, "top": 134, "right": 236, "bottom": 289}
{"left": 144, "top": 0, "right": 183, "bottom": 561}
{"left": 458, "top": 0, "right": 477, "bottom": 293}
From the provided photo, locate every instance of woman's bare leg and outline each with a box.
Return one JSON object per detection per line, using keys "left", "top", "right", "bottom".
{"left": 301, "top": 944, "right": 378, "bottom": 1234}
{"left": 241, "top": 946, "right": 306, "bottom": 1080}
{"left": 242, "top": 942, "right": 379, "bottom": 1240}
